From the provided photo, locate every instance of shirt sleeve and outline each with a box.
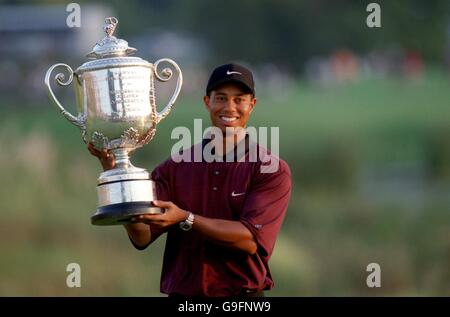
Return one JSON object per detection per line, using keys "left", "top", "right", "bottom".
{"left": 239, "top": 159, "right": 292, "bottom": 258}
{"left": 151, "top": 158, "right": 172, "bottom": 202}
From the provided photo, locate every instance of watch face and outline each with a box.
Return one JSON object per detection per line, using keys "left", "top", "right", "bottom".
{"left": 180, "top": 222, "right": 191, "bottom": 231}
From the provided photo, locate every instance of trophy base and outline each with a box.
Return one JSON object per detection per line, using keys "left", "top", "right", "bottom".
{"left": 91, "top": 201, "right": 164, "bottom": 226}
{"left": 92, "top": 166, "right": 163, "bottom": 226}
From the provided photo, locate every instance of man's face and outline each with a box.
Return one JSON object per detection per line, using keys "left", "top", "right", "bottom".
{"left": 203, "top": 83, "right": 257, "bottom": 133}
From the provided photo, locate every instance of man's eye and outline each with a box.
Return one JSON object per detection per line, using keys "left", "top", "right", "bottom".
{"left": 215, "top": 96, "right": 226, "bottom": 102}
{"left": 235, "top": 98, "right": 243, "bottom": 104}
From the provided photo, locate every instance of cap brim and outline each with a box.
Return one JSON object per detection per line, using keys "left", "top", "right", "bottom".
{"left": 207, "top": 78, "right": 254, "bottom": 95}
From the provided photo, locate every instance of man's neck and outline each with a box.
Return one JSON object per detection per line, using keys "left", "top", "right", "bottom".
{"left": 212, "top": 128, "right": 247, "bottom": 157}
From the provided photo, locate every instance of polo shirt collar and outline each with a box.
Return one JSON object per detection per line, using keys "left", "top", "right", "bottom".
{"left": 201, "top": 133, "right": 252, "bottom": 162}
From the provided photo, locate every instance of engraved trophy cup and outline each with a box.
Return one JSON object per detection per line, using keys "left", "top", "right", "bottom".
{"left": 44, "top": 17, "right": 182, "bottom": 225}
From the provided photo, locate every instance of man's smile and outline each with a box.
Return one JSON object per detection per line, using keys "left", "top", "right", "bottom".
{"left": 219, "top": 115, "right": 240, "bottom": 122}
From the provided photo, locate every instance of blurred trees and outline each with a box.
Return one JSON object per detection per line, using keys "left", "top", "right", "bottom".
{"left": 106, "top": 0, "right": 450, "bottom": 73}
{"left": 3, "top": 0, "right": 448, "bottom": 73}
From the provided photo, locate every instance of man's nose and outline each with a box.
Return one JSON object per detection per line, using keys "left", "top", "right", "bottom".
{"left": 224, "top": 98, "right": 238, "bottom": 110}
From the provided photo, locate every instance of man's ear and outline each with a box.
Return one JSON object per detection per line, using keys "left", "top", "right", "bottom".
{"left": 249, "top": 97, "right": 257, "bottom": 113}
{"left": 203, "top": 95, "right": 211, "bottom": 110}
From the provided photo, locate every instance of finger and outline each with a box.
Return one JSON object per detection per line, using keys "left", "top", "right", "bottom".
{"left": 87, "top": 147, "right": 95, "bottom": 155}
{"left": 153, "top": 200, "right": 172, "bottom": 208}
{"left": 100, "top": 149, "right": 113, "bottom": 162}
{"left": 129, "top": 216, "right": 150, "bottom": 224}
{"left": 138, "top": 214, "right": 164, "bottom": 223}
{"left": 142, "top": 214, "right": 164, "bottom": 220}
{"left": 87, "top": 144, "right": 100, "bottom": 155}
{"left": 89, "top": 148, "right": 104, "bottom": 160}
{"left": 88, "top": 143, "right": 98, "bottom": 151}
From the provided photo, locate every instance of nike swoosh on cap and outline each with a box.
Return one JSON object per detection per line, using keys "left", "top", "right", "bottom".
{"left": 227, "top": 70, "right": 242, "bottom": 75}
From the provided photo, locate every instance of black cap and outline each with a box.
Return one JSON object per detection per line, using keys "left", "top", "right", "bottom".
{"left": 206, "top": 63, "right": 255, "bottom": 96}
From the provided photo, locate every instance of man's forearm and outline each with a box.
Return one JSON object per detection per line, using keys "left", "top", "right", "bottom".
{"left": 124, "top": 223, "right": 151, "bottom": 248}
{"left": 131, "top": 201, "right": 258, "bottom": 255}
{"left": 192, "top": 215, "right": 257, "bottom": 255}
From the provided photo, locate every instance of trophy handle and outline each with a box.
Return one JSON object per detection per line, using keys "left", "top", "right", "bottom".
{"left": 152, "top": 58, "right": 183, "bottom": 124}
{"left": 44, "top": 63, "right": 86, "bottom": 129}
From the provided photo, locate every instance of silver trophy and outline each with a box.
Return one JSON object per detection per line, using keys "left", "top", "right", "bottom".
{"left": 44, "top": 17, "right": 182, "bottom": 225}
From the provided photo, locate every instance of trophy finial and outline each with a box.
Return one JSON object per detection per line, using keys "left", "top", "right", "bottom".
{"left": 104, "top": 17, "right": 118, "bottom": 37}
{"left": 86, "top": 16, "right": 136, "bottom": 59}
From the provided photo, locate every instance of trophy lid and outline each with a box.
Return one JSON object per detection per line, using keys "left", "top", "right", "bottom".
{"left": 76, "top": 17, "right": 151, "bottom": 73}
{"left": 86, "top": 17, "right": 137, "bottom": 59}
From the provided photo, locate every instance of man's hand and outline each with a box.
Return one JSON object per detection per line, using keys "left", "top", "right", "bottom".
{"left": 132, "top": 200, "right": 189, "bottom": 228}
{"left": 87, "top": 143, "right": 116, "bottom": 171}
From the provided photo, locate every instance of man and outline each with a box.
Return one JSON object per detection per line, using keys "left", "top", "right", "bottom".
{"left": 88, "top": 63, "right": 292, "bottom": 297}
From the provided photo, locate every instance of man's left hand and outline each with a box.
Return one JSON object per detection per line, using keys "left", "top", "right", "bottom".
{"left": 131, "top": 200, "right": 189, "bottom": 228}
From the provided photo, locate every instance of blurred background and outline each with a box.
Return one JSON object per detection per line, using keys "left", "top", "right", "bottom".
{"left": 1, "top": 0, "right": 450, "bottom": 296}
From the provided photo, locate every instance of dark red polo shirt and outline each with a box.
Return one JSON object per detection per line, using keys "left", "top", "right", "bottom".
{"left": 145, "top": 136, "right": 291, "bottom": 296}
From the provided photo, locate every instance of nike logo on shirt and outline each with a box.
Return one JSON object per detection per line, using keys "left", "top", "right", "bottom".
{"left": 231, "top": 191, "right": 246, "bottom": 197}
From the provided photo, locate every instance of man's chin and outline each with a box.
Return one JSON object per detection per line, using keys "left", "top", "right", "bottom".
{"left": 223, "top": 126, "right": 246, "bottom": 136}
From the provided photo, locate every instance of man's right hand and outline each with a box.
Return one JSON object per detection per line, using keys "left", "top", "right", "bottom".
{"left": 87, "top": 143, "right": 116, "bottom": 171}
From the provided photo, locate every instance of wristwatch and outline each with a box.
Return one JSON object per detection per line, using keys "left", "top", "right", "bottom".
{"left": 179, "top": 212, "right": 194, "bottom": 231}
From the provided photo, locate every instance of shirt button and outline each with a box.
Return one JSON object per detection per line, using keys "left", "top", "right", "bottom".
{"left": 213, "top": 186, "right": 218, "bottom": 191}
{"left": 214, "top": 171, "right": 220, "bottom": 175}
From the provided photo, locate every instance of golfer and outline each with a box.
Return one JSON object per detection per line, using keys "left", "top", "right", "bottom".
{"left": 88, "top": 63, "right": 292, "bottom": 297}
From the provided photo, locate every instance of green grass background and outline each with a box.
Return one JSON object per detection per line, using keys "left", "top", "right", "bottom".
{"left": 1, "top": 71, "right": 449, "bottom": 296}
